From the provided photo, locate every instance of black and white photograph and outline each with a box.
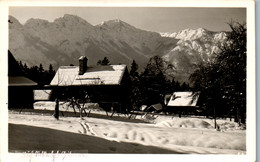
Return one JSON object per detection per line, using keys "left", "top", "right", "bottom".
{"left": 0, "top": 0, "right": 256, "bottom": 162}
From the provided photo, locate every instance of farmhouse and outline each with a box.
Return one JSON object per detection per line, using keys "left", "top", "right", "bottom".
{"left": 50, "top": 56, "right": 131, "bottom": 112}
{"left": 165, "top": 92, "right": 201, "bottom": 115}
{"left": 8, "top": 50, "right": 37, "bottom": 109}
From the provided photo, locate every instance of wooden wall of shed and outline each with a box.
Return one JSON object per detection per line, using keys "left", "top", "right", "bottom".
{"left": 8, "top": 86, "right": 34, "bottom": 109}
{"left": 50, "top": 84, "right": 131, "bottom": 111}
{"left": 164, "top": 106, "right": 201, "bottom": 115}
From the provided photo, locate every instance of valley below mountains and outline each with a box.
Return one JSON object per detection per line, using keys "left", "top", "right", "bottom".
{"left": 9, "top": 14, "right": 227, "bottom": 83}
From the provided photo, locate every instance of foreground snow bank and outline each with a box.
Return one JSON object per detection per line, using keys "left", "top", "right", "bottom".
{"left": 89, "top": 116, "right": 246, "bottom": 152}
{"left": 154, "top": 116, "right": 244, "bottom": 131}
{"left": 155, "top": 118, "right": 211, "bottom": 129}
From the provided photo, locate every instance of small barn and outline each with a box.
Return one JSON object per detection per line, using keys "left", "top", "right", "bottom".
{"left": 50, "top": 56, "right": 131, "bottom": 112}
{"left": 142, "top": 103, "right": 163, "bottom": 113}
{"left": 8, "top": 50, "right": 37, "bottom": 109}
{"left": 165, "top": 92, "right": 201, "bottom": 115}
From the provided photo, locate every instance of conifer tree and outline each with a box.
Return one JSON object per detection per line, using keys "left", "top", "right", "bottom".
{"left": 130, "top": 60, "right": 139, "bottom": 77}
{"left": 190, "top": 21, "right": 246, "bottom": 124}
{"left": 129, "top": 60, "right": 141, "bottom": 109}
{"left": 97, "top": 57, "right": 110, "bottom": 65}
{"left": 140, "top": 56, "right": 174, "bottom": 105}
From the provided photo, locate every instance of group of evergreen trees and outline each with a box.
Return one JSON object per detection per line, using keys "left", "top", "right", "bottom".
{"left": 97, "top": 57, "right": 110, "bottom": 65}
{"left": 129, "top": 57, "right": 191, "bottom": 110}
{"left": 189, "top": 22, "right": 247, "bottom": 124}
{"left": 18, "top": 61, "right": 56, "bottom": 86}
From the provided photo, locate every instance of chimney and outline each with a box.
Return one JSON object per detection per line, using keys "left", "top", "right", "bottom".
{"left": 79, "top": 56, "right": 88, "bottom": 75}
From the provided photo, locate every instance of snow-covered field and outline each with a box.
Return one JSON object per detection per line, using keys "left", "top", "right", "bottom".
{"left": 8, "top": 102, "right": 246, "bottom": 154}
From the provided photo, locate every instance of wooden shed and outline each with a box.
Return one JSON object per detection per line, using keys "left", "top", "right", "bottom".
{"left": 165, "top": 91, "right": 201, "bottom": 115}
{"left": 50, "top": 56, "right": 131, "bottom": 112}
{"left": 8, "top": 50, "right": 37, "bottom": 109}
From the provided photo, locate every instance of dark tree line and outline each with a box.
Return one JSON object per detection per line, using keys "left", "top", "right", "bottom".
{"left": 189, "top": 22, "right": 246, "bottom": 124}
{"left": 129, "top": 57, "right": 191, "bottom": 110}
{"left": 18, "top": 61, "right": 56, "bottom": 86}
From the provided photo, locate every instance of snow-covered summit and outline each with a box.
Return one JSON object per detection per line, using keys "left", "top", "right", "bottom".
{"left": 160, "top": 27, "right": 227, "bottom": 82}
{"left": 160, "top": 28, "right": 212, "bottom": 40}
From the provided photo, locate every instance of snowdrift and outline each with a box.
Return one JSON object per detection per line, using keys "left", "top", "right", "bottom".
{"left": 154, "top": 117, "right": 243, "bottom": 131}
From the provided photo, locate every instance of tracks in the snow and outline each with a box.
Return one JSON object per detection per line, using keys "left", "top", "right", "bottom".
{"left": 78, "top": 121, "right": 96, "bottom": 136}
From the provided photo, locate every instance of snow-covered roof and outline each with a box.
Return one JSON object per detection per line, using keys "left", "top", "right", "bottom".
{"left": 34, "top": 90, "right": 52, "bottom": 100}
{"left": 9, "top": 76, "right": 37, "bottom": 86}
{"left": 148, "top": 103, "right": 163, "bottom": 111}
{"left": 50, "top": 65, "right": 127, "bottom": 86}
{"left": 167, "top": 92, "right": 200, "bottom": 107}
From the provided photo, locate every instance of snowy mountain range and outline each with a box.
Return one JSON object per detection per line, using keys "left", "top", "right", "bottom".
{"left": 160, "top": 28, "right": 227, "bottom": 81}
{"left": 8, "top": 14, "right": 227, "bottom": 83}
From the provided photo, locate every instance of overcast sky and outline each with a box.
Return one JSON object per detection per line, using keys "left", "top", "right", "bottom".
{"left": 9, "top": 7, "right": 246, "bottom": 33}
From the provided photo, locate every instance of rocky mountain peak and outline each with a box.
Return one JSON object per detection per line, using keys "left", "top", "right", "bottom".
{"left": 24, "top": 18, "right": 50, "bottom": 28}
{"left": 53, "top": 14, "right": 94, "bottom": 29}
{"left": 8, "top": 15, "right": 23, "bottom": 29}
{"left": 96, "top": 19, "right": 136, "bottom": 31}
